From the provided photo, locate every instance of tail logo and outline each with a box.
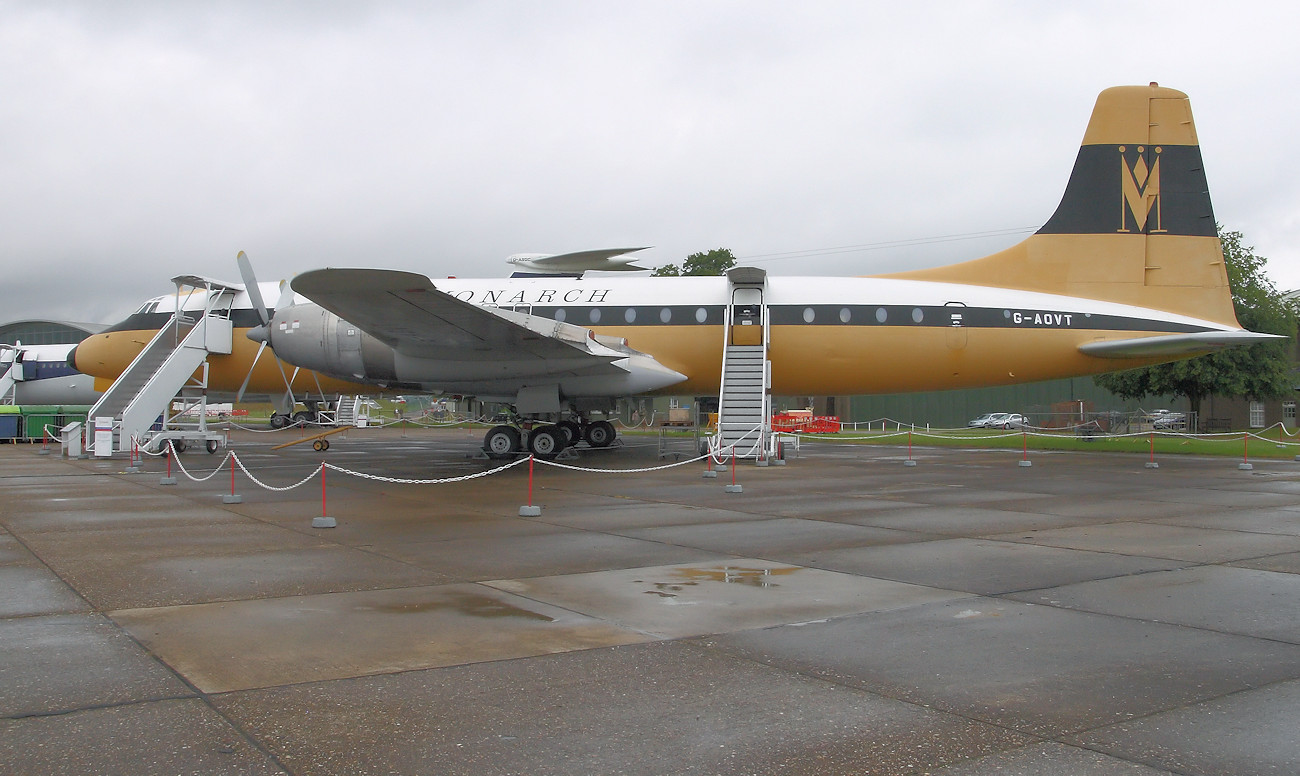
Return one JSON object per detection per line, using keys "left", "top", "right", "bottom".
{"left": 1117, "top": 146, "right": 1166, "bottom": 233}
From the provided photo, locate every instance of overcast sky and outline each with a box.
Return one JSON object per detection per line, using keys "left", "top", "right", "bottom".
{"left": 3, "top": 1, "right": 1298, "bottom": 326}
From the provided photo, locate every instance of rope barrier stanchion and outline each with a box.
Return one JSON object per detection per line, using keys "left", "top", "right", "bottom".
{"left": 313, "top": 465, "right": 336, "bottom": 528}
{"left": 1240, "top": 431, "right": 1253, "bottom": 470}
{"left": 223, "top": 453, "right": 243, "bottom": 503}
{"left": 703, "top": 444, "right": 718, "bottom": 478}
{"left": 1146, "top": 432, "right": 1159, "bottom": 469}
{"left": 160, "top": 442, "right": 177, "bottom": 485}
{"left": 39, "top": 425, "right": 51, "bottom": 456}
{"left": 520, "top": 455, "right": 542, "bottom": 516}
{"left": 725, "top": 447, "right": 742, "bottom": 493}
{"left": 126, "top": 438, "right": 141, "bottom": 474}
{"left": 904, "top": 429, "right": 917, "bottom": 467}
{"left": 1018, "top": 429, "right": 1033, "bottom": 467}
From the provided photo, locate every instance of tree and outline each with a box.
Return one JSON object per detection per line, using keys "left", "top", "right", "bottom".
{"left": 651, "top": 248, "right": 737, "bottom": 277}
{"left": 1093, "top": 228, "right": 1298, "bottom": 417}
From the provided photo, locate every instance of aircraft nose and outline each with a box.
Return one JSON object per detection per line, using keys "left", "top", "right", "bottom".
{"left": 247, "top": 324, "right": 270, "bottom": 344}
{"left": 66, "top": 343, "right": 81, "bottom": 371}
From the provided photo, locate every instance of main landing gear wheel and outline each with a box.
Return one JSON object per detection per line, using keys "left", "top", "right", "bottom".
{"left": 206, "top": 439, "right": 220, "bottom": 454}
{"left": 527, "top": 426, "right": 563, "bottom": 459}
{"left": 484, "top": 425, "right": 521, "bottom": 459}
{"left": 584, "top": 420, "right": 616, "bottom": 448}
{"left": 269, "top": 413, "right": 290, "bottom": 429}
{"left": 556, "top": 420, "right": 582, "bottom": 447}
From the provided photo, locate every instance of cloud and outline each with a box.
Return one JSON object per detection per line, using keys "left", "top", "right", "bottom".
{"left": 2, "top": 1, "right": 1299, "bottom": 325}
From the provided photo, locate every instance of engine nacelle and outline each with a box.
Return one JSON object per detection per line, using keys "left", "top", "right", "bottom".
{"left": 262, "top": 303, "right": 398, "bottom": 383}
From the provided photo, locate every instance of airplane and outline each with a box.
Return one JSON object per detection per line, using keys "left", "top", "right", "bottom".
{"left": 1, "top": 343, "right": 100, "bottom": 406}
{"left": 69, "top": 83, "right": 1280, "bottom": 456}
{"left": 505, "top": 247, "right": 652, "bottom": 277}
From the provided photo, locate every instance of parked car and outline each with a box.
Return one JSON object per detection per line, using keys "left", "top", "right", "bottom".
{"left": 968, "top": 412, "right": 1009, "bottom": 428}
{"left": 1151, "top": 411, "right": 1187, "bottom": 430}
{"left": 996, "top": 413, "right": 1027, "bottom": 429}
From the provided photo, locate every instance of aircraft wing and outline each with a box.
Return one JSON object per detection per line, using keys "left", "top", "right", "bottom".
{"left": 290, "top": 268, "right": 638, "bottom": 366}
{"left": 1079, "top": 330, "right": 1285, "bottom": 358}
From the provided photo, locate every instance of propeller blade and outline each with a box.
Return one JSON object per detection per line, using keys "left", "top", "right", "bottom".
{"left": 236, "top": 251, "right": 271, "bottom": 327}
{"left": 235, "top": 341, "right": 268, "bottom": 402}
{"left": 274, "top": 278, "right": 295, "bottom": 309}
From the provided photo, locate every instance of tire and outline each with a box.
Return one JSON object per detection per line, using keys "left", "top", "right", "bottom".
{"left": 528, "top": 427, "right": 563, "bottom": 458}
{"left": 269, "top": 414, "right": 289, "bottom": 429}
{"left": 174, "top": 439, "right": 188, "bottom": 453}
{"left": 484, "top": 425, "right": 521, "bottom": 458}
{"left": 584, "top": 420, "right": 616, "bottom": 448}
{"left": 556, "top": 420, "right": 581, "bottom": 447}
{"left": 312, "top": 439, "right": 329, "bottom": 452}
{"left": 206, "top": 439, "right": 219, "bottom": 454}
{"left": 293, "top": 411, "right": 313, "bottom": 426}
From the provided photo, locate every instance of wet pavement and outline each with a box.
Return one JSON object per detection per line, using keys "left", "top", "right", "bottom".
{"left": 2, "top": 426, "right": 1299, "bottom": 775}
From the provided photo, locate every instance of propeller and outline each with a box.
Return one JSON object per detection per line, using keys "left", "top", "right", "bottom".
{"left": 234, "top": 251, "right": 297, "bottom": 409}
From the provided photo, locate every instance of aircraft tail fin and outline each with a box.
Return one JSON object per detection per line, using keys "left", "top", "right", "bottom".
{"left": 880, "top": 84, "right": 1241, "bottom": 329}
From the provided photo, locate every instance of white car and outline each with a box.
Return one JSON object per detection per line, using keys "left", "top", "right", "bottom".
{"left": 996, "top": 413, "right": 1027, "bottom": 429}
{"left": 968, "top": 412, "right": 1009, "bottom": 428}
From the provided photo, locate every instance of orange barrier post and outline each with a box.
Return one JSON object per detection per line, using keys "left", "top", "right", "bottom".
{"left": 520, "top": 456, "right": 542, "bottom": 516}
{"left": 904, "top": 429, "right": 917, "bottom": 466}
{"left": 160, "top": 443, "right": 177, "bottom": 485}
{"left": 313, "top": 465, "right": 336, "bottom": 528}
{"left": 703, "top": 450, "right": 717, "bottom": 479}
{"left": 1146, "top": 432, "right": 1159, "bottom": 469}
{"left": 222, "top": 455, "right": 242, "bottom": 503}
{"left": 1018, "top": 430, "right": 1032, "bottom": 467}
{"left": 1240, "top": 432, "right": 1253, "bottom": 470}
{"left": 725, "top": 449, "right": 742, "bottom": 493}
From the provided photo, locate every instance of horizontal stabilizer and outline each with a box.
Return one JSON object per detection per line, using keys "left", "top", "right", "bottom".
{"left": 1079, "top": 330, "right": 1285, "bottom": 358}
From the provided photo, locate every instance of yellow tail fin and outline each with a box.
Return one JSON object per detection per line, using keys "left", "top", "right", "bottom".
{"left": 880, "top": 84, "right": 1240, "bottom": 328}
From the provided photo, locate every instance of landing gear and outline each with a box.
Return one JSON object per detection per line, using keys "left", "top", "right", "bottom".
{"left": 269, "top": 413, "right": 290, "bottom": 429}
{"left": 484, "top": 425, "right": 521, "bottom": 459}
{"left": 556, "top": 420, "right": 582, "bottom": 447}
{"left": 584, "top": 420, "right": 616, "bottom": 448}
{"left": 527, "top": 426, "right": 564, "bottom": 458}
{"left": 479, "top": 407, "right": 620, "bottom": 459}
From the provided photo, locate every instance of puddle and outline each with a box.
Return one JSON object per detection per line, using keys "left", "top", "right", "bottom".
{"left": 639, "top": 565, "right": 800, "bottom": 597}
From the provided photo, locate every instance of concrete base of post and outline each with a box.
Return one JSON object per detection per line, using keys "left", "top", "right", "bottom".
{"left": 904, "top": 459, "right": 917, "bottom": 467}
{"left": 1018, "top": 460, "right": 1033, "bottom": 467}
{"left": 222, "top": 494, "right": 243, "bottom": 504}
{"left": 125, "top": 465, "right": 141, "bottom": 474}
{"left": 755, "top": 459, "right": 769, "bottom": 467}
{"left": 702, "top": 470, "right": 718, "bottom": 479}
{"left": 724, "top": 484, "right": 743, "bottom": 493}
{"left": 519, "top": 505, "right": 542, "bottom": 516}
{"left": 1239, "top": 462, "right": 1254, "bottom": 470}
{"left": 1145, "top": 462, "right": 1159, "bottom": 469}
{"left": 312, "top": 517, "right": 337, "bottom": 528}
{"left": 159, "top": 476, "right": 177, "bottom": 485}
{"left": 772, "top": 459, "right": 786, "bottom": 466}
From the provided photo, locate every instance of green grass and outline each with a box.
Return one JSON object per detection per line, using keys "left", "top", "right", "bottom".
{"left": 639, "top": 426, "right": 1300, "bottom": 460}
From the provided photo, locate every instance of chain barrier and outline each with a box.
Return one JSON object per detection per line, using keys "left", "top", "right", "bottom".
{"left": 536, "top": 452, "right": 709, "bottom": 474}
{"left": 778, "top": 422, "right": 1300, "bottom": 448}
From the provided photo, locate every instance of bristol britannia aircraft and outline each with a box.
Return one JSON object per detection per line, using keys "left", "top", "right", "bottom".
{"left": 70, "top": 84, "right": 1278, "bottom": 456}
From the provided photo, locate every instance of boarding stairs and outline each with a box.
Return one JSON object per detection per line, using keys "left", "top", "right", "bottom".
{"left": 321, "top": 395, "right": 367, "bottom": 427}
{"left": 0, "top": 351, "right": 19, "bottom": 404}
{"left": 713, "top": 267, "right": 772, "bottom": 460}
{"left": 85, "top": 278, "right": 236, "bottom": 455}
